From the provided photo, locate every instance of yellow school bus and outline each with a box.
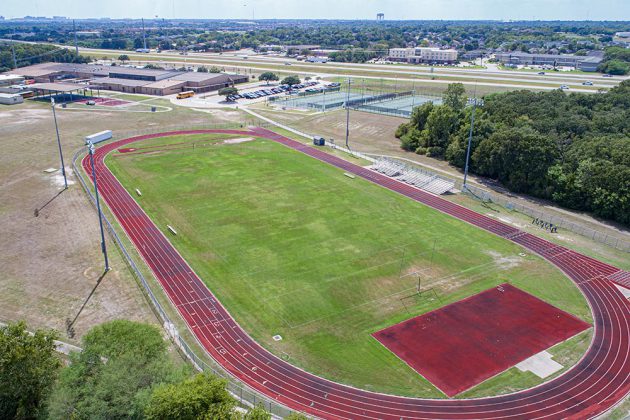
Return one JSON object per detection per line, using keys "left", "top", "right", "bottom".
{"left": 176, "top": 91, "right": 195, "bottom": 99}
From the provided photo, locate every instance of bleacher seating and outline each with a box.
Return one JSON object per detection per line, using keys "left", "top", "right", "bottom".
{"left": 371, "top": 159, "right": 454, "bottom": 195}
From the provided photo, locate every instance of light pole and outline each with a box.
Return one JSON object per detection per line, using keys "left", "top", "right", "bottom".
{"left": 51, "top": 98, "right": 68, "bottom": 189}
{"left": 344, "top": 77, "right": 351, "bottom": 149}
{"left": 463, "top": 96, "right": 483, "bottom": 190}
{"left": 87, "top": 141, "right": 110, "bottom": 272}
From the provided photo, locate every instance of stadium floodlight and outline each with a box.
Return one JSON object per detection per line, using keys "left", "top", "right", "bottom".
{"left": 463, "top": 96, "right": 484, "bottom": 191}
{"left": 344, "top": 77, "right": 351, "bottom": 149}
{"left": 50, "top": 98, "right": 68, "bottom": 190}
{"left": 87, "top": 141, "right": 110, "bottom": 272}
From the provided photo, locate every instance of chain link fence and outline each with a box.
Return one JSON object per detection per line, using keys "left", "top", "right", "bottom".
{"left": 460, "top": 183, "right": 630, "bottom": 252}
{"left": 71, "top": 132, "right": 305, "bottom": 419}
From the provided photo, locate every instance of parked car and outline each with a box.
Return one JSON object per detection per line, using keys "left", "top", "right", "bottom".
{"left": 86, "top": 100, "right": 96, "bottom": 105}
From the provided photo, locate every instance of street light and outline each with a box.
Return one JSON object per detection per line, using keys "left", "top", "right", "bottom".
{"left": 51, "top": 98, "right": 68, "bottom": 190}
{"left": 87, "top": 141, "right": 110, "bottom": 272}
{"left": 462, "top": 96, "right": 484, "bottom": 191}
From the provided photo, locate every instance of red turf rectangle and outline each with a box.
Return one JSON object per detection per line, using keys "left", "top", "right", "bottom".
{"left": 373, "top": 283, "right": 590, "bottom": 397}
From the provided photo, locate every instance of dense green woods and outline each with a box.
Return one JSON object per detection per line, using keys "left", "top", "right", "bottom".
{"left": 1, "top": 321, "right": 300, "bottom": 420}
{"left": 396, "top": 82, "right": 630, "bottom": 226}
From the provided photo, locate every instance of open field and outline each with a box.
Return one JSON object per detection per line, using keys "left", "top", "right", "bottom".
{"left": 0, "top": 99, "right": 244, "bottom": 342}
{"left": 107, "top": 133, "right": 592, "bottom": 397}
{"left": 248, "top": 106, "right": 630, "bottom": 269}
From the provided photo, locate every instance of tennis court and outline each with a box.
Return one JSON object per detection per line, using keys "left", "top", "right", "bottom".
{"left": 355, "top": 94, "right": 442, "bottom": 118}
{"left": 271, "top": 91, "right": 367, "bottom": 111}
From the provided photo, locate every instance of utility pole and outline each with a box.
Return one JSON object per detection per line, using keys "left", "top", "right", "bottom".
{"left": 142, "top": 18, "right": 147, "bottom": 50}
{"left": 73, "top": 19, "right": 79, "bottom": 56}
{"left": 344, "top": 77, "right": 351, "bottom": 149}
{"left": 51, "top": 98, "right": 68, "bottom": 190}
{"left": 87, "top": 141, "right": 110, "bottom": 272}
{"left": 11, "top": 42, "right": 18, "bottom": 70}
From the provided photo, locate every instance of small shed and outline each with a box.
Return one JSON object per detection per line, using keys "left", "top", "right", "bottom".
{"left": 313, "top": 136, "right": 325, "bottom": 146}
{"left": 0, "top": 93, "right": 24, "bottom": 105}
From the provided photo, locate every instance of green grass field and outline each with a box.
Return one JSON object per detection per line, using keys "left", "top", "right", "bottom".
{"left": 107, "top": 133, "right": 592, "bottom": 398}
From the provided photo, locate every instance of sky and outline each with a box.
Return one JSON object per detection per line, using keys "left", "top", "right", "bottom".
{"left": 1, "top": 0, "right": 629, "bottom": 21}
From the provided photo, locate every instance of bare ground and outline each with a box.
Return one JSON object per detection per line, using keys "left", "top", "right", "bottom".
{"left": 0, "top": 100, "right": 245, "bottom": 342}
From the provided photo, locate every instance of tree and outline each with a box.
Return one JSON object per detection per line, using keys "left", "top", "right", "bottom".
{"left": 599, "top": 59, "right": 630, "bottom": 75}
{"left": 218, "top": 87, "right": 239, "bottom": 100}
{"left": 145, "top": 374, "right": 236, "bottom": 420}
{"left": 281, "top": 75, "right": 301, "bottom": 87}
{"left": 46, "top": 320, "right": 187, "bottom": 419}
{"left": 0, "top": 321, "right": 61, "bottom": 420}
{"left": 197, "top": 66, "right": 209, "bottom": 73}
{"left": 209, "top": 66, "right": 222, "bottom": 73}
{"left": 423, "top": 105, "right": 461, "bottom": 157}
{"left": 243, "top": 404, "right": 271, "bottom": 420}
{"left": 442, "top": 83, "right": 467, "bottom": 111}
{"left": 472, "top": 126, "right": 558, "bottom": 194}
{"left": 117, "top": 54, "right": 129, "bottom": 63}
{"left": 259, "top": 71, "right": 279, "bottom": 85}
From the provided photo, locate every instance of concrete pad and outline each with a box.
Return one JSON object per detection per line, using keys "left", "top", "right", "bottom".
{"left": 515, "top": 350, "right": 563, "bottom": 378}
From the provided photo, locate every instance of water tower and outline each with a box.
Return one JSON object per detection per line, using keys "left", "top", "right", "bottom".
{"left": 377, "top": 13, "right": 384, "bottom": 21}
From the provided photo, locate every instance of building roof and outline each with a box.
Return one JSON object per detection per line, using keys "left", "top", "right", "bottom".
{"left": 142, "top": 79, "right": 187, "bottom": 89}
{"left": 8, "top": 63, "right": 61, "bottom": 78}
{"left": 171, "top": 72, "right": 226, "bottom": 82}
{"left": 108, "top": 67, "right": 179, "bottom": 79}
{"left": 91, "top": 77, "right": 152, "bottom": 87}
{"left": 29, "top": 82, "right": 86, "bottom": 93}
{"left": 173, "top": 72, "right": 246, "bottom": 85}
{"left": 0, "top": 93, "right": 23, "bottom": 98}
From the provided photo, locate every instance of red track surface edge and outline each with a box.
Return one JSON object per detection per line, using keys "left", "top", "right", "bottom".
{"left": 82, "top": 128, "right": 630, "bottom": 420}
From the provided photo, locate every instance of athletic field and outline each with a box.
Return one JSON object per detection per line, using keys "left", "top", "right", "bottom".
{"left": 107, "top": 133, "right": 591, "bottom": 397}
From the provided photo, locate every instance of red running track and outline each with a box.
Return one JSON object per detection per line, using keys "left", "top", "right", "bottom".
{"left": 83, "top": 128, "right": 630, "bottom": 419}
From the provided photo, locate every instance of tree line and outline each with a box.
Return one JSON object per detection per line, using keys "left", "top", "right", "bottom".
{"left": 1, "top": 320, "right": 307, "bottom": 420}
{"left": 395, "top": 82, "right": 630, "bottom": 226}
{"left": 0, "top": 43, "right": 90, "bottom": 73}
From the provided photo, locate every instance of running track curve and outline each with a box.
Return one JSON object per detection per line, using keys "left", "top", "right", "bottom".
{"left": 83, "top": 128, "right": 630, "bottom": 419}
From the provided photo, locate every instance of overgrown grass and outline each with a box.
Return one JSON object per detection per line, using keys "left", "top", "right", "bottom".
{"left": 107, "top": 134, "right": 591, "bottom": 397}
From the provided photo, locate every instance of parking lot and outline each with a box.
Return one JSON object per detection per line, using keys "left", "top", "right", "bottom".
{"left": 225, "top": 80, "right": 328, "bottom": 103}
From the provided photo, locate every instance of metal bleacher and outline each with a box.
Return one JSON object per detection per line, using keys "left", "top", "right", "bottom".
{"left": 371, "top": 159, "right": 455, "bottom": 195}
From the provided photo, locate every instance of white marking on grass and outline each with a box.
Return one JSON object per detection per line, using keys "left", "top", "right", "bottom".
{"left": 135, "top": 188, "right": 142, "bottom": 196}
{"left": 272, "top": 335, "right": 282, "bottom": 341}
{"left": 167, "top": 225, "right": 177, "bottom": 235}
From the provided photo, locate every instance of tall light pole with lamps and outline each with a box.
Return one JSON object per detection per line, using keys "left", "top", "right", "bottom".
{"left": 87, "top": 141, "right": 110, "bottom": 272}
{"left": 51, "top": 98, "right": 68, "bottom": 190}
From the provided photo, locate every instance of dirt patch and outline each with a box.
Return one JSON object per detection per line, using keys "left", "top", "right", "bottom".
{"left": 485, "top": 250, "right": 522, "bottom": 270}
{"left": 223, "top": 137, "right": 254, "bottom": 144}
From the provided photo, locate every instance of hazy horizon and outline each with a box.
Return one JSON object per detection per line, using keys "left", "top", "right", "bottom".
{"left": 1, "top": 0, "right": 629, "bottom": 22}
